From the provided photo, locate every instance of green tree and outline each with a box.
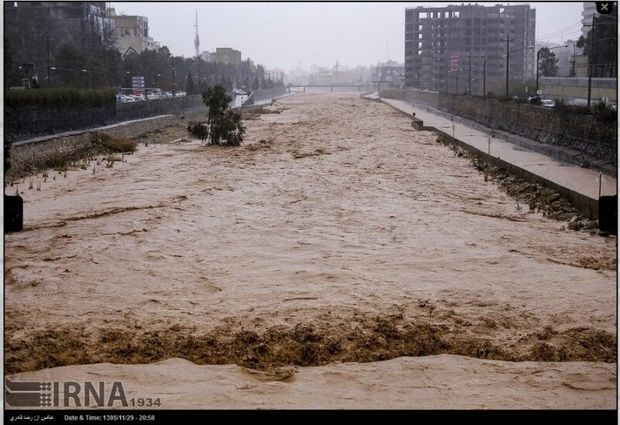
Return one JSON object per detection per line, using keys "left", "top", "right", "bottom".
{"left": 4, "top": 38, "right": 21, "bottom": 89}
{"left": 577, "top": 9, "right": 617, "bottom": 77}
{"left": 186, "top": 71, "right": 195, "bottom": 94}
{"left": 55, "top": 43, "right": 87, "bottom": 87}
{"left": 538, "top": 47, "right": 559, "bottom": 77}
{"left": 199, "top": 85, "right": 245, "bottom": 146}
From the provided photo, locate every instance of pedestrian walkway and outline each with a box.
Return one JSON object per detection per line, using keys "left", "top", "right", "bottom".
{"left": 379, "top": 96, "right": 616, "bottom": 200}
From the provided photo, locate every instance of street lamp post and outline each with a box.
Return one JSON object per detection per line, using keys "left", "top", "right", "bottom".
{"left": 505, "top": 34, "right": 510, "bottom": 96}
{"left": 587, "top": 16, "right": 595, "bottom": 108}
{"left": 504, "top": 40, "right": 534, "bottom": 97}
{"left": 46, "top": 34, "right": 51, "bottom": 87}
{"left": 81, "top": 69, "right": 88, "bottom": 88}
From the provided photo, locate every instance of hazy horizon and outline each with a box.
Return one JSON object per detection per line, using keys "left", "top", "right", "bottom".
{"left": 112, "top": 2, "right": 584, "bottom": 71}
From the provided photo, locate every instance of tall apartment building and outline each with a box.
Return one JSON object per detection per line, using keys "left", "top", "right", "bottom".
{"left": 5, "top": 1, "right": 114, "bottom": 40}
{"left": 405, "top": 4, "right": 536, "bottom": 95}
{"left": 4, "top": 1, "right": 114, "bottom": 80}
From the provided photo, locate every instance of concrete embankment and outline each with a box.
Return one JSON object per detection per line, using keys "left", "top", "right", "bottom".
{"left": 380, "top": 88, "right": 617, "bottom": 175}
{"left": 373, "top": 95, "right": 616, "bottom": 220}
{"left": 5, "top": 94, "right": 207, "bottom": 143}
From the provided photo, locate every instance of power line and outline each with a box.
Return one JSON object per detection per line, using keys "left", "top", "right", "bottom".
{"left": 536, "top": 29, "right": 583, "bottom": 42}
{"left": 536, "top": 21, "right": 582, "bottom": 39}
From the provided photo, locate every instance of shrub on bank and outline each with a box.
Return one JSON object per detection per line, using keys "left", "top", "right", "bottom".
{"left": 5, "top": 87, "right": 116, "bottom": 108}
{"left": 187, "top": 121, "right": 209, "bottom": 143}
{"left": 92, "top": 133, "right": 137, "bottom": 153}
{"left": 195, "top": 85, "right": 245, "bottom": 146}
{"left": 592, "top": 101, "right": 617, "bottom": 122}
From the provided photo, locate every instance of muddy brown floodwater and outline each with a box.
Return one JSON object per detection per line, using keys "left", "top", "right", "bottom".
{"left": 5, "top": 92, "right": 617, "bottom": 408}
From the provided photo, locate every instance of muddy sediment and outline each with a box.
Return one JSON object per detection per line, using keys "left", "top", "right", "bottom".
{"left": 5, "top": 307, "right": 616, "bottom": 374}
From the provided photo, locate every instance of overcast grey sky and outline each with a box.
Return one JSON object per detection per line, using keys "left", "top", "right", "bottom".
{"left": 111, "top": 2, "right": 585, "bottom": 70}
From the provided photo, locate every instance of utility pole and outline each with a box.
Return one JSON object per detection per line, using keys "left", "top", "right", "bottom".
{"left": 335, "top": 59, "right": 339, "bottom": 84}
{"left": 572, "top": 42, "right": 577, "bottom": 77}
{"left": 505, "top": 34, "right": 510, "bottom": 97}
{"left": 536, "top": 48, "right": 540, "bottom": 94}
{"left": 587, "top": 15, "right": 594, "bottom": 109}
{"left": 483, "top": 59, "right": 486, "bottom": 96}
{"left": 468, "top": 53, "right": 472, "bottom": 94}
{"left": 194, "top": 10, "right": 201, "bottom": 87}
{"left": 46, "top": 34, "right": 51, "bottom": 87}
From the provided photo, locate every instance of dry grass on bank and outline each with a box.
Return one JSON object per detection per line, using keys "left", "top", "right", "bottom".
{"left": 7, "top": 133, "right": 137, "bottom": 181}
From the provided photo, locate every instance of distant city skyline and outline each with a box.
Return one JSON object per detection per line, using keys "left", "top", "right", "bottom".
{"left": 111, "top": 2, "right": 585, "bottom": 71}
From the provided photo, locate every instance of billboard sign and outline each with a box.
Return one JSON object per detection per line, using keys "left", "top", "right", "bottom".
{"left": 450, "top": 54, "right": 460, "bottom": 72}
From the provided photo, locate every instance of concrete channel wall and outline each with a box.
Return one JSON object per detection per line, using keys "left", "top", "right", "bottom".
{"left": 5, "top": 103, "right": 117, "bottom": 143}
{"left": 380, "top": 88, "right": 617, "bottom": 173}
{"left": 384, "top": 100, "right": 600, "bottom": 220}
{"left": 8, "top": 114, "right": 179, "bottom": 175}
{"left": 6, "top": 95, "right": 206, "bottom": 143}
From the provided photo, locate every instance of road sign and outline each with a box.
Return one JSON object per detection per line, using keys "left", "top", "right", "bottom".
{"left": 132, "top": 76, "right": 145, "bottom": 89}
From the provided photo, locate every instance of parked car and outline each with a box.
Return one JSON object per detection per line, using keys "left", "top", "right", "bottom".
{"left": 527, "top": 95, "right": 541, "bottom": 105}
{"left": 541, "top": 99, "right": 555, "bottom": 108}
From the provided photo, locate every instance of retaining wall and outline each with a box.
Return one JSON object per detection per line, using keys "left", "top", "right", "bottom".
{"left": 5, "top": 103, "right": 116, "bottom": 143}
{"left": 6, "top": 95, "right": 206, "bottom": 143}
{"left": 381, "top": 88, "right": 617, "bottom": 172}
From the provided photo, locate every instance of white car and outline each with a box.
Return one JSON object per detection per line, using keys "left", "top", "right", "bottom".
{"left": 541, "top": 99, "right": 555, "bottom": 108}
